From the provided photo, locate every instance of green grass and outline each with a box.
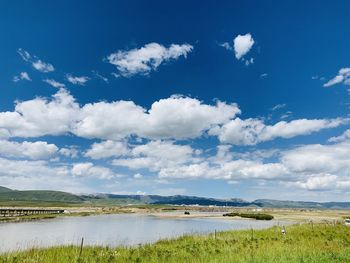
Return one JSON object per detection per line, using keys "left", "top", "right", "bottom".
{"left": 1, "top": 224, "right": 350, "bottom": 262}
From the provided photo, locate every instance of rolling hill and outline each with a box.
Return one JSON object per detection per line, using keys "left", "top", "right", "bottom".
{"left": 0, "top": 188, "right": 85, "bottom": 205}
{"left": 0, "top": 186, "right": 13, "bottom": 193}
{"left": 0, "top": 186, "right": 350, "bottom": 209}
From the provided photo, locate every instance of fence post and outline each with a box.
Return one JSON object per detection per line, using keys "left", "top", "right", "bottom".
{"left": 79, "top": 237, "right": 84, "bottom": 258}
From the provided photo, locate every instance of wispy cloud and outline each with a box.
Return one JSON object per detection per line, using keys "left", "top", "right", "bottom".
{"left": 92, "top": 70, "right": 109, "bottom": 83}
{"left": 66, "top": 74, "right": 89, "bottom": 85}
{"left": 323, "top": 68, "right": 350, "bottom": 87}
{"left": 106, "top": 42, "right": 193, "bottom": 77}
{"left": 218, "top": 42, "right": 232, "bottom": 51}
{"left": 271, "top": 103, "right": 286, "bottom": 111}
{"left": 32, "top": 60, "right": 54, "bottom": 73}
{"left": 13, "top": 72, "right": 31, "bottom": 82}
{"left": 43, "top": 79, "right": 65, "bottom": 89}
{"left": 17, "top": 48, "right": 55, "bottom": 73}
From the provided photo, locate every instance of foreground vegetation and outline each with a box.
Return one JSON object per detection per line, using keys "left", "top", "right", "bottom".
{"left": 2, "top": 223, "right": 350, "bottom": 262}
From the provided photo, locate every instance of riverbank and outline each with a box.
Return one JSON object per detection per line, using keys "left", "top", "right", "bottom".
{"left": 1, "top": 223, "right": 350, "bottom": 262}
{"left": 1, "top": 205, "right": 349, "bottom": 223}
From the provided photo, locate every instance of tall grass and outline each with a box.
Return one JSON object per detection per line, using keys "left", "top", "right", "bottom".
{"left": 1, "top": 223, "right": 350, "bottom": 262}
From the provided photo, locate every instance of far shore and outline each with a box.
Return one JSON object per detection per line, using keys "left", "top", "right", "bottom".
{"left": 1, "top": 204, "right": 349, "bottom": 224}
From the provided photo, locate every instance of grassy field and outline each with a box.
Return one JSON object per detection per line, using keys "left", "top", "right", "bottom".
{"left": 1, "top": 223, "right": 350, "bottom": 262}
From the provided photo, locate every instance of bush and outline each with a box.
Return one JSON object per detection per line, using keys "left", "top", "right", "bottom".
{"left": 223, "top": 212, "right": 274, "bottom": 220}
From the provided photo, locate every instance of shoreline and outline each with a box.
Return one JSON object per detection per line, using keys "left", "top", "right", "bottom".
{"left": 0, "top": 205, "right": 348, "bottom": 224}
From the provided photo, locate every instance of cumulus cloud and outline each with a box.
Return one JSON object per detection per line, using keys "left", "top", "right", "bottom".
{"left": 0, "top": 140, "right": 58, "bottom": 159}
{"left": 0, "top": 89, "right": 239, "bottom": 141}
{"left": 112, "top": 140, "right": 195, "bottom": 172}
{"left": 323, "top": 68, "right": 350, "bottom": 87}
{"left": 75, "top": 96, "right": 239, "bottom": 140}
{"left": 13, "top": 72, "right": 31, "bottom": 82}
{"left": 17, "top": 48, "right": 54, "bottom": 73}
{"left": 0, "top": 157, "right": 111, "bottom": 192}
{"left": 66, "top": 74, "right": 89, "bottom": 85}
{"left": 59, "top": 146, "right": 79, "bottom": 158}
{"left": 1, "top": 88, "right": 346, "bottom": 148}
{"left": 43, "top": 79, "right": 66, "bottom": 89}
{"left": 281, "top": 141, "right": 350, "bottom": 175}
{"left": 153, "top": 139, "right": 350, "bottom": 193}
{"left": 233, "top": 33, "right": 255, "bottom": 60}
{"left": 106, "top": 43, "right": 193, "bottom": 77}
{"left": 294, "top": 174, "right": 337, "bottom": 191}
{"left": 0, "top": 157, "right": 71, "bottom": 187}
{"left": 71, "top": 162, "right": 121, "bottom": 179}
{"left": 0, "top": 88, "right": 79, "bottom": 138}
{"left": 85, "top": 140, "right": 129, "bottom": 159}
{"left": 210, "top": 117, "right": 348, "bottom": 145}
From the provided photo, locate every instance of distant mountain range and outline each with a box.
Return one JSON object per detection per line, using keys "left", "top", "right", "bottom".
{"left": 1, "top": 186, "right": 350, "bottom": 209}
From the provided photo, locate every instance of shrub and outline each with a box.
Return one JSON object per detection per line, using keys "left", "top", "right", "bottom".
{"left": 223, "top": 212, "right": 274, "bottom": 220}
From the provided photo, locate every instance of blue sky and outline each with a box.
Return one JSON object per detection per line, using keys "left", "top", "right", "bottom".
{"left": 1, "top": 1, "right": 350, "bottom": 201}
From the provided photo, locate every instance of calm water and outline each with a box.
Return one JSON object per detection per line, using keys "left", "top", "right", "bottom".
{"left": 0, "top": 213, "right": 288, "bottom": 253}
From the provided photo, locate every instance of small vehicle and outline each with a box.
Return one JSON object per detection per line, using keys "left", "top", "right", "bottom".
{"left": 345, "top": 218, "right": 350, "bottom": 226}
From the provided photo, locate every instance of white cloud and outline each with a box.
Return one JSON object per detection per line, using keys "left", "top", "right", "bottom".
{"left": 85, "top": 140, "right": 129, "bottom": 159}
{"left": 329, "top": 129, "right": 350, "bottom": 142}
{"left": 154, "top": 138, "right": 350, "bottom": 193}
{"left": 112, "top": 140, "right": 195, "bottom": 172}
{"left": 13, "top": 72, "right": 31, "bottom": 82}
{"left": 280, "top": 111, "right": 293, "bottom": 120}
{"left": 59, "top": 146, "right": 79, "bottom": 158}
{"left": 245, "top": 58, "right": 254, "bottom": 66}
{"left": 2, "top": 89, "right": 237, "bottom": 141}
{"left": 281, "top": 141, "right": 350, "bottom": 175}
{"left": 33, "top": 60, "right": 55, "bottom": 73}
{"left": 133, "top": 173, "right": 143, "bottom": 179}
{"left": 0, "top": 140, "right": 58, "bottom": 159}
{"left": 219, "top": 42, "right": 232, "bottom": 50}
{"left": 1, "top": 88, "right": 347, "bottom": 149}
{"left": 233, "top": 33, "right": 255, "bottom": 60}
{"left": 75, "top": 96, "right": 239, "bottom": 140}
{"left": 17, "top": 48, "right": 31, "bottom": 62}
{"left": 210, "top": 117, "right": 348, "bottom": 145}
{"left": 18, "top": 48, "right": 54, "bottom": 73}
{"left": 158, "top": 159, "right": 288, "bottom": 181}
{"left": 43, "top": 79, "right": 66, "bottom": 89}
{"left": 66, "top": 74, "right": 89, "bottom": 85}
{"left": 323, "top": 68, "right": 350, "bottom": 87}
{"left": 107, "top": 42, "right": 193, "bottom": 77}
{"left": 71, "top": 162, "right": 120, "bottom": 179}
{"left": 271, "top": 103, "right": 286, "bottom": 111}
{"left": 0, "top": 88, "right": 79, "bottom": 138}
{"left": 294, "top": 174, "right": 337, "bottom": 191}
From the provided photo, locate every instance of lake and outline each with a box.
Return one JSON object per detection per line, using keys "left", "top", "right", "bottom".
{"left": 0, "top": 213, "right": 289, "bottom": 253}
